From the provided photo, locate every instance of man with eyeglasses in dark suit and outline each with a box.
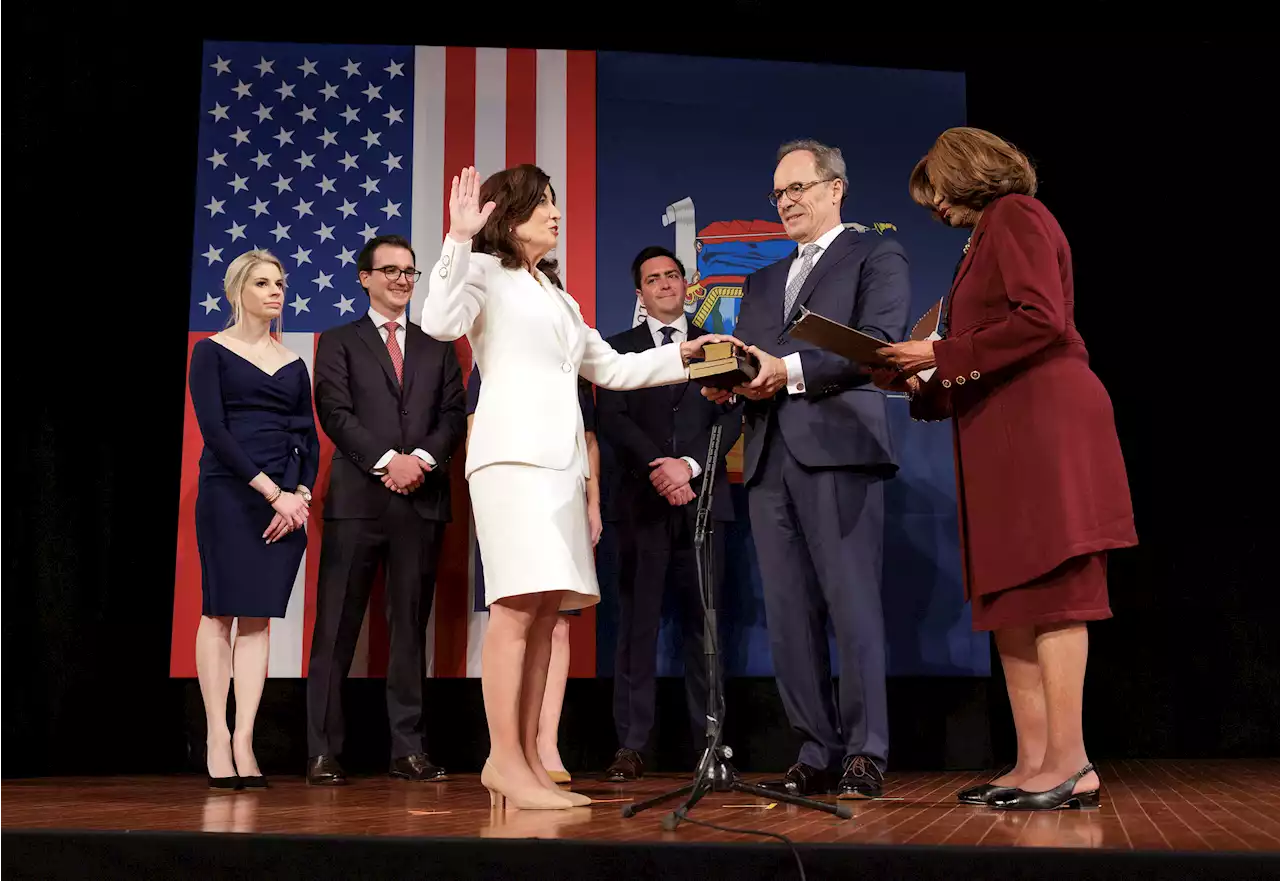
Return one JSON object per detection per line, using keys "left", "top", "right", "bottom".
{"left": 305, "top": 234, "right": 466, "bottom": 786}
{"left": 703, "top": 140, "right": 911, "bottom": 799}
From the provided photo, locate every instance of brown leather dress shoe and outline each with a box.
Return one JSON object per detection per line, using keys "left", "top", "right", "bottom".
{"left": 605, "top": 748, "right": 645, "bottom": 781}
{"left": 306, "top": 754, "right": 347, "bottom": 786}
{"left": 390, "top": 753, "right": 447, "bottom": 781}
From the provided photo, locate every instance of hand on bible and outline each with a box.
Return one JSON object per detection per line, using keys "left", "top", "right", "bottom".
{"left": 734, "top": 345, "right": 786, "bottom": 400}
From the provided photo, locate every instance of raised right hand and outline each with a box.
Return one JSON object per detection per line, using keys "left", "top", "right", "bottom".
{"left": 448, "top": 166, "right": 496, "bottom": 242}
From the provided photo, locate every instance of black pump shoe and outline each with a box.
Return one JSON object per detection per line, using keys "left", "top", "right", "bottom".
{"left": 957, "top": 764, "right": 1016, "bottom": 805}
{"left": 208, "top": 775, "right": 242, "bottom": 790}
{"left": 989, "top": 763, "right": 1101, "bottom": 811}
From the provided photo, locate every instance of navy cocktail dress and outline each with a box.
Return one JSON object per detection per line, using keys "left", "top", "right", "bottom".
{"left": 188, "top": 338, "right": 321, "bottom": 618}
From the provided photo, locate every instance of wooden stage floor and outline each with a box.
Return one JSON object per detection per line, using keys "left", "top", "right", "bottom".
{"left": 4, "top": 760, "right": 1279, "bottom": 880}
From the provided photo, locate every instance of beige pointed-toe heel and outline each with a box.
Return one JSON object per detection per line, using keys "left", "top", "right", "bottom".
{"left": 482, "top": 761, "right": 575, "bottom": 810}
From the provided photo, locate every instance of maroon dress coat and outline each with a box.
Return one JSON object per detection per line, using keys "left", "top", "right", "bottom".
{"left": 911, "top": 194, "right": 1137, "bottom": 618}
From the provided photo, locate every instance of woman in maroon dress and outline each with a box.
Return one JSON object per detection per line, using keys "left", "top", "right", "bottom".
{"left": 874, "top": 127, "right": 1137, "bottom": 811}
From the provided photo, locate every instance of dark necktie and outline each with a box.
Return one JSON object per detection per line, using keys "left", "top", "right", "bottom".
{"left": 659, "top": 326, "right": 676, "bottom": 345}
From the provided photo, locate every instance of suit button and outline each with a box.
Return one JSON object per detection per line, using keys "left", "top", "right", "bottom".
{"left": 941, "top": 379, "right": 952, "bottom": 388}
{"left": 956, "top": 376, "right": 966, "bottom": 384}
{"left": 672, "top": 405, "right": 679, "bottom": 412}
{"left": 971, "top": 371, "right": 981, "bottom": 380}
{"left": 561, "top": 362, "right": 572, "bottom": 373}
{"left": 796, "top": 382, "right": 804, "bottom": 392}
{"left": 401, "top": 409, "right": 409, "bottom": 416}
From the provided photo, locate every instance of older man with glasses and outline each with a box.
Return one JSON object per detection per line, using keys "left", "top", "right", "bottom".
{"left": 703, "top": 140, "right": 912, "bottom": 799}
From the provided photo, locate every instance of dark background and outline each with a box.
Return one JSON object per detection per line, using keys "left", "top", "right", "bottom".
{"left": 7, "top": 10, "right": 1275, "bottom": 778}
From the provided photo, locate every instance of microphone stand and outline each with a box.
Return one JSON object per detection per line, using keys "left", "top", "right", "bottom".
{"left": 622, "top": 424, "right": 852, "bottom": 829}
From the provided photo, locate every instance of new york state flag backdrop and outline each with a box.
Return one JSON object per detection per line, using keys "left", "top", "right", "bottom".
{"left": 172, "top": 41, "right": 985, "bottom": 682}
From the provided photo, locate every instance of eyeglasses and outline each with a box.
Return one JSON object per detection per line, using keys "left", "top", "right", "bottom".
{"left": 768, "top": 178, "right": 836, "bottom": 206}
{"left": 376, "top": 266, "right": 422, "bottom": 283}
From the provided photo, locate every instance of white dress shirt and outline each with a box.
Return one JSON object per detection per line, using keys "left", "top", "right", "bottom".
{"left": 644, "top": 313, "right": 704, "bottom": 480}
{"left": 781, "top": 223, "right": 845, "bottom": 395}
{"left": 368, "top": 306, "right": 437, "bottom": 473}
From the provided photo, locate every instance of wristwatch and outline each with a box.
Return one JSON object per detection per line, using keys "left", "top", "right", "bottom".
{"left": 295, "top": 487, "right": 313, "bottom": 503}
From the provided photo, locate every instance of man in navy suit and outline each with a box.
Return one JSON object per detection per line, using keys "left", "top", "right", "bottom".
{"left": 705, "top": 140, "right": 911, "bottom": 798}
{"left": 596, "top": 246, "right": 743, "bottom": 781}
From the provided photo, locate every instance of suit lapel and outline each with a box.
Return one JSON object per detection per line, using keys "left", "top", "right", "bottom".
{"left": 354, "top": 313, "right": 401, "bottom": 393}
{"left": 401, "top": 321, "right": 424, "bottom": 398}
{"left": 949, "top": 225, "right": 986, "bottom": 296}
{"left": 942, "top": 216, "right": 992, "bottom": 335}
{"left": 783, "top": 230, "right": 860, "bottom": 327}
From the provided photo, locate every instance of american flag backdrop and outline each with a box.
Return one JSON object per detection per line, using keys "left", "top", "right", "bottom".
{"left": 171, "top": 41, "right": 598, "bottom": 679}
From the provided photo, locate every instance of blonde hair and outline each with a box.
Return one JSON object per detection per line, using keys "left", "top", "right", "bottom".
{"left": 909, "top": 127, "right": 1037, "bottom": 214}
{"left": 223, "top": 249, "right": 286, "bottom": 335}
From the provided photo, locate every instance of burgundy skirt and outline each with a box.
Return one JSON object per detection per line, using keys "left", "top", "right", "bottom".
{"left": 971, "top": 551, "right": 1113, "bottom": 631}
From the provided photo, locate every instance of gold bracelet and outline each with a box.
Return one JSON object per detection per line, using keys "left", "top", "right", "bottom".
{"left": 265, "top": 485, "right": 282, "bottom": 504}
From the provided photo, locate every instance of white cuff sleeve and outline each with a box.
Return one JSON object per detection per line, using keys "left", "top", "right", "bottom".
{"left": 680, "top": 456, "right": 703, "bottom": 479}
{"left": 783, "top": 351, "right": 807, "bottom": 395}
{"left": 412, "top": 448, "right": 437, "bottom": 469}
{"left": 372, "top": 449, "right": 396, "bottom": 473}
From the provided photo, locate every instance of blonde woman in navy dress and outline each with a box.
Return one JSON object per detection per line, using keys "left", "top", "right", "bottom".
{"left": 188, "top": 250, "right": 320, "bottom": 788}
{"left": 421, "top": 165, "right": 741, "bottom": 809}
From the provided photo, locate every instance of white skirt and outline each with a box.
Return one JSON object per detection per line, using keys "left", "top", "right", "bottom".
{"left": 468, "top": 462, "right": 600, "bottom": 611}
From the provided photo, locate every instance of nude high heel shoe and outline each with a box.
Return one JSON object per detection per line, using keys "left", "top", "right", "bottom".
{"left": 555, "top": 788, "right": 593, "bottom": 807}
{"left": 482, "top": 761, "right": 575, "bottom": 810}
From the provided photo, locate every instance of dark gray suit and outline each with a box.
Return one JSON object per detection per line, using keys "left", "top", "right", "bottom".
{"left": 734, "top": 227, "right": 910, "bottom": 772}
{"left": 597, "top": 322, "right": 743, "bottom": 753}
{"left": 308, "top": 312, "right": 466, "bottom": 761}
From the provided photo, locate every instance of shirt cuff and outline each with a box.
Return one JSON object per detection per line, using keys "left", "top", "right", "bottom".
{"left": 372, "top": 449, "right": 396, "bottom": 473}
{"left": 783, "top": 351, "right": 806, "bottom": 395}
{"left": 411, "top": 448, "right": 437, "bottom": 469}
{"left": 680, "top": 456, "right": 703, "bottom": 479}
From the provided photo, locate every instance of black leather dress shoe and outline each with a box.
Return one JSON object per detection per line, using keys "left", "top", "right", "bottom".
{"left": 764, "top": 762, "right": 835, "bottom": 796}
{"left": 390, "top": 753, "right": 447, "bottom": 781}
{"left": 957, "top": 765, "right": 1015, "bottom": 805}
{"left": 990, "top": 763, "right": 1101, "bottom": 811}
{"left": 306, "top": 755, "right": 346, "bottom": 786}
{"left": 837, "top": 755, "right": 884, "bottom": 799}
{"left": 605, "top": 748, "right": 645, "bottom": 781}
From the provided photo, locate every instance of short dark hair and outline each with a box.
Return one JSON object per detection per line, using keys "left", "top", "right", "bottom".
{"left": 474, "top": 165, "right": 562, "bottom": 289}
{"left": 630, "top": 245, "right": 685, "bottom": 289}
{"left": 357, "top": 234, "right": 416, "bottom": 277}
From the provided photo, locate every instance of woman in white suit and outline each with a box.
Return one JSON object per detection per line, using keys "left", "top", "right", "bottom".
{"left": 421, "top": 165, "right": 740, "bottom": 810}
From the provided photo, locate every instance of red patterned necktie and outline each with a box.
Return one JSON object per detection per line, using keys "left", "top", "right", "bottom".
{"left": 385, "top": 320, "right": 404, "bottom": 384}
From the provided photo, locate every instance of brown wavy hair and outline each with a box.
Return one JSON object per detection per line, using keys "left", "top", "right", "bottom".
{"left": 909, "top": 127, "right": 1037, "bottom": 223}
{"left": 474, "top": 164, "right": 562, "bottom": 289}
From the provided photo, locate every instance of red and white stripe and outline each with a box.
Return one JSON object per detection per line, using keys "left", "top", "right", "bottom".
{"left": 171, "top": 45, "right": 598, "bottom": 680}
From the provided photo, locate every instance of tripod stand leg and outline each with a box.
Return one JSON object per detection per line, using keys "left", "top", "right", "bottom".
{"left": 730, "top": 781, "right": 854, "bottom": 819}
{"left": 620, "top": 781, "right": 697, "bottom": 818}
{"left": 661, "top": 777, "right": 715, "bottom": 831}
